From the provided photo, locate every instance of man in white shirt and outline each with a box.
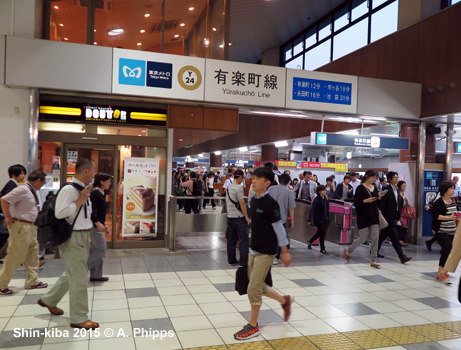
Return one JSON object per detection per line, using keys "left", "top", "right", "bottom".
{"left": 350, "top": 172, "right": 361, "bottom": 195}
{"left": 452, "top": 176, "right": 459, "bottom": 198}
{"left": 38, "top": 158, "right": 103, "bottom": 330}
{"left": 0, "top": 170, "right": 46, "bottom": 295}
{"left": 226, "top": 170, "right": 250, "bottom": 266}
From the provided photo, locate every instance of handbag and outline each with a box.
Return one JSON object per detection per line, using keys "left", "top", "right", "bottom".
{"left": 235, "top": 265, "right": 273, "bottom": 296}
{"left": 378, "top": 209, "right": 388, "bottom": 229}
{"left": 402, "top": 206, "right": 416, "bottom": 219}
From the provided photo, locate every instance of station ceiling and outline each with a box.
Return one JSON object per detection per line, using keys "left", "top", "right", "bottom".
{"left": 229, "top": 0, "right": 346, "bottom": 63}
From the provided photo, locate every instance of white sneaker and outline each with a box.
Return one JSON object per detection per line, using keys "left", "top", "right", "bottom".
{"left": 272, "top": 258, "right": 281, "bottom": 265}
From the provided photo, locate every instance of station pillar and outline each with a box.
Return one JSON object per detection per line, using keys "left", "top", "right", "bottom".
{"left": 210, "top": 154, "right": 222, "bottom": 168}
{"left": 400, "top": 124, "right": 419, "bottom": 162}
{"left": 261, "top": 145, "right": 278, "bottom": 162}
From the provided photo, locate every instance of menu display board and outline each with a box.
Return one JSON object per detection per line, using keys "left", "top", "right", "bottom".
{"left": 121, "top": 157, "right": 159, "bottom": 238}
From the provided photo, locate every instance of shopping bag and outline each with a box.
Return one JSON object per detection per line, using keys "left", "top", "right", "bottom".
{"left": 235, "top": 265, "right": 273, "bottom": 295}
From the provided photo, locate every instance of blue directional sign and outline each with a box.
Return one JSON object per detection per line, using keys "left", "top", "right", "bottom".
{"left": 312, "top": 132, "right": 410, "bottom": 150}
{"left": 292, "top": 78, "right": 352, "bottom": 105}
{"left": 457, "top": 143, "right": 461, "bottom": 153}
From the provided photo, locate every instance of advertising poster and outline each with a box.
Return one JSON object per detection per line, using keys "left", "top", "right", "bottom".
{"left": 122, "top": 157, "right": 159, "bottom": 238}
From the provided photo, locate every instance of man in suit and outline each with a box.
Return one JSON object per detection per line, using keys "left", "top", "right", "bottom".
{"left": 378, "top": 171, "right": 412, "bottom": 263}
{"left": 297, "top": 171, "right": 317, "bottom": 200}
{"left": 0, "top": 164, "right": 27, "bottom": 263}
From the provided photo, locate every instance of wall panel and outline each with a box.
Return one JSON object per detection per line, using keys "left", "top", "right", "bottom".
{"left": 418, "top": 10, "right": 449, "bottom": 117}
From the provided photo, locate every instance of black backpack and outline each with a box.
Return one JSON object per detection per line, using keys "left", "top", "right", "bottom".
{"left": 192, "top": 180, "right": 202, "bottom": 196}
{"left": 36, "top": 183, "right": 84, "bottom": 248}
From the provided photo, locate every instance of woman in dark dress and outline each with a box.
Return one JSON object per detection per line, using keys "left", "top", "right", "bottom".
{"left": 307, "top": 185, "right": 330, "bottom": 254}
{"left": 88, "top": 173, "right": 112, "bottom": 282}
{"left": 344, "top": 170, "right": 386, "bottom": 269}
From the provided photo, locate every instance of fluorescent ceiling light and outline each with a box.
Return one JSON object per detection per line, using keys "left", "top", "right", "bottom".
{"left": 108, "top": 29, "right": 124, "bottom": 36}
{"left": 370, "top": 133, "right": 399, "bottom": 138}
{"left": 198, "top": 154, "right": 204, "bottom": 157}
{"left": 274, "top": 141, "right": 288, "bottom": 147}
{"left": 215, "top": 151, "right": 222, "bottom": 155}
{"left": 339, "top": 130, "right": 360, "bottom": 135}
{"left": 249, "top": 150, "right": 260, "bottom": 153}
{"left": 239, "top": 147, "right": 248, "bottom": 152}
{"left": 253, "top": 111, "right": 305, "bottom": 118}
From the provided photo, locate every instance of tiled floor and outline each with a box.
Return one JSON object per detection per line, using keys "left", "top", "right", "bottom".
{"left": 0, "top": 233, "right": 460, "bottom": 349}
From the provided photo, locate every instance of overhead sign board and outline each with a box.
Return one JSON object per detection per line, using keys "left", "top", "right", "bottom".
{"left": 205, "top": 59, "right": 286, "bottom": 108}
{"left": 39, "top": 101, "right": 167, "bottom": 127}
{"left": 311, "top": 132, "right": 410, "bottom": 150}
{"left": 286, "top": 70, "right": 358, "bottom": 114}
{"left": 112, "top": 49, "right": 205, "bottom": 101}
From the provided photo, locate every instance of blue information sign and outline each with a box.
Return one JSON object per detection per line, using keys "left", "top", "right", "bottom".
{"left": 292, "top": 78, "right": 352, "bottom": 105}
{"left": 422, "top": 170, "right": 444, "bottom": 237}
{"left": 457, "top": 143, "right": 461, "bottom": 153}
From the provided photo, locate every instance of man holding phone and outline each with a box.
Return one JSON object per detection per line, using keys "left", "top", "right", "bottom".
{"left": 377, "top": 171, "right": 412, "bottom": 263}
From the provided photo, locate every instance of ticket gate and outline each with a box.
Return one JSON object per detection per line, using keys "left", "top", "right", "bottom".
{"left": 291, "top": 198, "right": 357, "bottom": 245}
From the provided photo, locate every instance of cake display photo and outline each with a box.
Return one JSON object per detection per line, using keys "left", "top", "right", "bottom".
{"left": 122, "top": 157, "right": 159, "bottom": 238}
{"left": 129, "top": 185, "right": 155, "bottom": 212}
{"left": 125, "top": 221, "right": 140, "bottom": 234}
{"left": 141, "top": 222, "right": 156, "bottom": 236}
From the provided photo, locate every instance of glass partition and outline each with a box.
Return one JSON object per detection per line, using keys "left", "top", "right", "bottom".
{"left": 48, "top": 0, "right": 88, "bottom": 44}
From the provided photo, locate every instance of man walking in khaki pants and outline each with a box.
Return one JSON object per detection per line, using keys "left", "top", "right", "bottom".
{"left": 0, "top": 170, "right": 47, "bottom": 295}
{"left": 38, "top": 158, "right": 102, "bottom": 330}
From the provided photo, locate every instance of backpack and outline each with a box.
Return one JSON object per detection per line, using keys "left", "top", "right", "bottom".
{"left": 192, "top": 180, "right": 202, "bottom": 196}
{"left": 36, "top": 182, "right": 84, "bottom": 248}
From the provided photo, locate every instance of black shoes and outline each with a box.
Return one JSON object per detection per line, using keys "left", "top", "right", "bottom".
{"left": 400, "top": 256, "right": 412, "bottom": 264}
{"left": 90, "top": 277, "right": 109, "bottom": 282}
{"left": 425, "top": 241, "right": 432, "bottom": 252}
{"left": 320, "top": 250, "right": 328, "bottom": 255}
{"left": 307, "top": 244, "right": 312, "bottom": 250}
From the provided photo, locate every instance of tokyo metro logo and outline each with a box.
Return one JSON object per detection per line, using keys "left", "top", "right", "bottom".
{"left": 119, "top": 58, "right": 146, "bottom": 86}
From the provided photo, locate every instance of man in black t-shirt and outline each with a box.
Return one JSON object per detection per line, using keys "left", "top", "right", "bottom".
{"left": 233, "top": 167, "right": 293, "bottom": 341}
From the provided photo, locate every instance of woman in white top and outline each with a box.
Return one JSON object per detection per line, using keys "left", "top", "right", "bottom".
{"left": 397, "top": 181, "right": 410, "bottom": 246}
{"left": 203, "top": 171, "right": 216, "bottom": 209}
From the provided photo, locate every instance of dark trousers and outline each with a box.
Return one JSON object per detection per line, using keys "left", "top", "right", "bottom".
{"left": 397, "top": 225, "right": 407, "bottom": 242}
{"left": 226, "top": 217, "right": 249, "bottom": 266}
{"left": 435, "top": 232, "right": 454, "bottom": 268}
{"left": 184, "top": 199, "right": 199, "bottom": 214}
{"left": 378, "top": 225, "right": 405, "bottom": 259}
{"left": 275, "top": 222, "right": 290, "bottom": 259}
{"left": 203, "top": 188, "right": 215, "bottom": 208}
{"left": 310, "top": 221, "right": 327, "bottom": 251}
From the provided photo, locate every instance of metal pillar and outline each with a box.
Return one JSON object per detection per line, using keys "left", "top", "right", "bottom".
{"left": 29, "top": 89, "right": 39, "bottom": 172}
{"left": 416, "top": 122, "right": 426, "bottom": 245}
{"left": 446, "top": 118, "right": 454, "bottom": 181}
{"left": 165, "top": 128, "right": 173, "bottom": 248}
